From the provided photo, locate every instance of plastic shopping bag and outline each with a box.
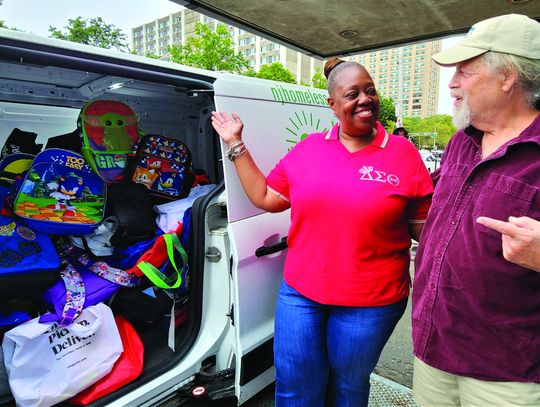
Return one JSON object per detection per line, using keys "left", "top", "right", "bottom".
{"left": 2, "top": 303, "right": 123, "bottom": 407}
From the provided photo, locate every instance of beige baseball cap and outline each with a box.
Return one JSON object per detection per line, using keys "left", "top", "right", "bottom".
{"left": 433, "top": 14, "right": 540, "bottom": 66}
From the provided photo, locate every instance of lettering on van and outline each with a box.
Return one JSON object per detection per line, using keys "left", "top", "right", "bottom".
{"left": 271, "top": 85, "right": 327, "bottom": 106}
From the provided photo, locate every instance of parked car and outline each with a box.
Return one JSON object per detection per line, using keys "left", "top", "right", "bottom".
{"left": 418, "top": 149, "right": 438, "bottom": 172}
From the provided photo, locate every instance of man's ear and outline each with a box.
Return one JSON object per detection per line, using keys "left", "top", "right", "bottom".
{"left": 500, "top": 67, "right": 518, "bottom": 93}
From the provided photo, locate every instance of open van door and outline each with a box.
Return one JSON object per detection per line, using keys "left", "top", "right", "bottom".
{"left": 213, "top": 75, "right": 334, "bottom": 403}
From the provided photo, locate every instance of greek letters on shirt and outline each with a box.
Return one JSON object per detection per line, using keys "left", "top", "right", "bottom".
{"left": 359, "top": 165, "right": 400, "bottom": 186}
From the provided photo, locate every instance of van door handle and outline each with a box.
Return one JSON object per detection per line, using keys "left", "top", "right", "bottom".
{"left": 255, "top": 237, "right": 288, "bottom": 257}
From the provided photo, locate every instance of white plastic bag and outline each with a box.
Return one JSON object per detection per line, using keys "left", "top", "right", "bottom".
{"left": 2, "top": 303, "right": 123, "bottom": 407}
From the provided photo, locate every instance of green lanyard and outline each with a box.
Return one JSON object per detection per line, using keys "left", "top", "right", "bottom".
{"left": 137, "top": 233, "right": 188, "bottom": 289}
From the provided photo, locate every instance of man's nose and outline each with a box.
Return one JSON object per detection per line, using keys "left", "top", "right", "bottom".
{"left": 448, "top": 69, "right": 459, "bottom": 89}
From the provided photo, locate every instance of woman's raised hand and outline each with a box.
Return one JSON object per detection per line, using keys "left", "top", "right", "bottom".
{"left": 211, "top": 111, "right": 244, "bottom": 145}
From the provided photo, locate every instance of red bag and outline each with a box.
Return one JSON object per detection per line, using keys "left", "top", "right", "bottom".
{"left": 69, "top": 316, "right": 144, "bottom": 405}
{"left": 125, "top": 224, "right": 183, "bottom": 278}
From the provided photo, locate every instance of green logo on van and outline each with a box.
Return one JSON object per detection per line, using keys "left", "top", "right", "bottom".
{"left": 285, "top": 110, "right": 333, "bottom": 150}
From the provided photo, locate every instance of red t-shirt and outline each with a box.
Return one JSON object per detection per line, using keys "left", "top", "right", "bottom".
{"left": 267, "top": 122, "right": 433, "bottom": 306}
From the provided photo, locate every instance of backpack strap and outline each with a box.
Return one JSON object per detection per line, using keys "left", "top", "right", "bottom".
{"left": 59, "top": 261, "right": 85, "bottom": 326}
{"left": 77, "top": 253, "right": 140, "bottom": 287}
{"left": 137, "top": 233, "right": 187, "bottom": 289}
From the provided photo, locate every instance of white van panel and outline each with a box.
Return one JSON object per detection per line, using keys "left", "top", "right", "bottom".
{"left": 213, "top": 76, "right": 334, "bottom": 399}
{"left": 213, "top": 77, "right": 334, "bottom": 223}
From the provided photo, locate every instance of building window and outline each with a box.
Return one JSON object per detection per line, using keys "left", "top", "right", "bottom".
{"left": 261, "top": 55, "right": 279, "bottom": 64}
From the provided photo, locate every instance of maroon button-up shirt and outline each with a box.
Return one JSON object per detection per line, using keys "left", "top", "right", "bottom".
{"left": 412, "top": 113, "right": 540, "bottom": 383}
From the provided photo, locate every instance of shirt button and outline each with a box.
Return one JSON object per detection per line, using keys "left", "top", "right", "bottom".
{"left": 451, "top": 220, "right": 456, "bottom": 225}
{"left": 430, "top": 283, "right": 435, "bottom": 289}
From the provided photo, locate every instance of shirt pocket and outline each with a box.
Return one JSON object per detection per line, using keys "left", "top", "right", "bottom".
{"left": 472, "top": 173, "right": 536, "bottom": 235}
{"left": 431, "top": 163, "right": 466, "bottom": 210}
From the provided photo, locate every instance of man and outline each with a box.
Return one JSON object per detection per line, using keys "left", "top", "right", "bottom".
{"left": 392, "top": 127, "right": 409, "bottom": 139}
{"left": 412, "top": 14, "right": 540, "bottom": 406}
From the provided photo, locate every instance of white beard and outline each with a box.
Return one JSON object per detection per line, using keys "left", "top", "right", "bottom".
{"left": 452, "top": 96, "right": 472, "bottom": 129}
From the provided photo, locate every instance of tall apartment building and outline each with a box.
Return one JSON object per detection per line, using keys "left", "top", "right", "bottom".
{"left": 131, "top": 9, "right": 323, "bottom": 85}
{"left": 346, "top": 41, "right": 441, "bottom": 118}
{"left": 132, "top": 10, "right": 440, "bottom": 119}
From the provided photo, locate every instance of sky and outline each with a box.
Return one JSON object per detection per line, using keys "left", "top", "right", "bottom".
{"left": 1, "top": 0, "right": 459, "bottom": 115}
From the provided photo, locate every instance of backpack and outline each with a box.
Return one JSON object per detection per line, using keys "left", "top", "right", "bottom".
{"left": 0, "top": 153, "right": 35, "bottom": 214}
{"left": 0, "top": 215, "right": 61, "bottom": 300}
{"left": 13, "top": 148, "right": 107, "bottom": 235}
{"left": 129, "top": 134, "right": 194, "bottom": 203}
{"left": 106, "top": 181, "right": 157, "bottom": 248}
{"left": 79, "top": 100, "right": 142, "bottom": 183}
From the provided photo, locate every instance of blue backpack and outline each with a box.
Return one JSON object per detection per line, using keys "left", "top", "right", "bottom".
{"left": 0, "top": 215, "right": 60, "bottom": 300}
{"left": 13, "top": 149, "right": 107, "bottom": 235}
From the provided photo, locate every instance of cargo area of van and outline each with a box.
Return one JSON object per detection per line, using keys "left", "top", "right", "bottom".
{"left": 0, "top": 28, "right": 333, "bottom": 407}
{"left": 0, "top": 29, "right": 234, "bottom": 407}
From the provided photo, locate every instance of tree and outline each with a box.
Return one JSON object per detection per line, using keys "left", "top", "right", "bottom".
{"left": 404, "top": 114, "right": 456, "bottom": 148}
{"left": 48, "top": 17, "right": 129, "bottom": 52}
{"left": 377, "top": 93, "right": 397, "bottom": 130}
{"left": 310, "top": 68, "right": 327, "bottom": 89}
{"left": 253, "top": 62, "right": 296, "bottom": 83}
{"left": 169, "top": 22, "right": 249, "bottom": 73}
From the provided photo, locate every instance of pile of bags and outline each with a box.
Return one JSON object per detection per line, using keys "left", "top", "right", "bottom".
{"left": 0, "top": 99, "right": 215, "bottom": 406}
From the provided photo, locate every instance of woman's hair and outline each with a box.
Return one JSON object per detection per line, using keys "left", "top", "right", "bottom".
{"left": 324, "top": 57, "right": 364, "bottom": 95}
{"left": 481, "top": 51, "right": 540, "bottom": 110}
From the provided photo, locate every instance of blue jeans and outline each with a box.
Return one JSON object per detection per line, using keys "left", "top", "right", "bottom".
{"left": 274, "top": 281, "right": 407, "bottom": 407}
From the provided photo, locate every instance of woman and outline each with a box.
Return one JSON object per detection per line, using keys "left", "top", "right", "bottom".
{"left": 212, "top": 58, "right": 433, "bottom": 406}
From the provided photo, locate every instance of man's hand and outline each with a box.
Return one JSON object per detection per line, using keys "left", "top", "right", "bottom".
{"left": 476, "top": 216, "right": 540, "bottom": 272}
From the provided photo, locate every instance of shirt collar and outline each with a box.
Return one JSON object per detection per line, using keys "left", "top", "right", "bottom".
{"left": 465, "top": 111, "right": 540, "bottom": 147}
{"left": 324, "top": 122, "right": 389, "bottom": 148}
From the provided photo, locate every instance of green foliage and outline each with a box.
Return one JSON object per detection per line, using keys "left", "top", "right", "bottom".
{"left": 244, "top": 68, "right": 257, "bottom": 77}
{"left": 254, "top": 62, "right": 296, "bottom": 83}
{"left": 0, "top": 20, "right": 21, "bottom": 31}
{"left": 378, "top": 93, "right": 397, "bottom": 130}
{"left": 169, "top": 22, "right": 249, "bottom": 73}
{"left": 310, "top": 68, "right": 327, "bottom": 89}
{"left": 403, "top": 114, "right": 456, "bottom": 148}
{"left": 48, "top": 17, "right": 128, "bottom": 52}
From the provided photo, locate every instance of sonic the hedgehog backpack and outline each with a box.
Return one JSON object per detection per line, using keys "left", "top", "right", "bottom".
{"left": 14, "top": 149, "right": 106, "bottom": 235}
{"left": 129, "top": 134, "right": 194, "bottom": 203}
{"left": 79, "top": 100, "right": 143, "bottom": 183}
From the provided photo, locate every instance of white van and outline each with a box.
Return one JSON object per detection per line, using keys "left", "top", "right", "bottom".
{"left": 0, "top": 29, "right": 333, "bottom": 406}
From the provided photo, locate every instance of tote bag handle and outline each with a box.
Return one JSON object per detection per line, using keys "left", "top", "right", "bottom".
{"left": 137, "top": 233, "right": 187, "bottom": 289}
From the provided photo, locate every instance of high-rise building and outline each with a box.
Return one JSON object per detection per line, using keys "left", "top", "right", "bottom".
{"left": 131, "top": 9, "right": 323, "bottom": 85}
{"left": 132, "top": 10, "right": 440, "bottom": 119}
{"left": 346, "top": 41, "right": 441, "bottom": 119}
